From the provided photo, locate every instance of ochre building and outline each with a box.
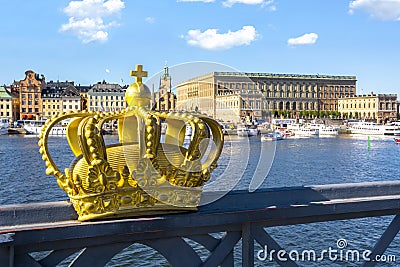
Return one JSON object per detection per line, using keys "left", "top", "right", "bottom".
{"left": 176, "top": 72, "right": 356, "bottom": 123}
{"left": 338, "top": 93, "right": 398, "bottom": 123}
{"left": 18, "top": 70, "right": 46, "bottom": 120}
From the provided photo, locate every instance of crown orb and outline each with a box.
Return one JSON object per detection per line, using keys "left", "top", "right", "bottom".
{"left": 125, "top": 83, "right": 151, "bottom": 108}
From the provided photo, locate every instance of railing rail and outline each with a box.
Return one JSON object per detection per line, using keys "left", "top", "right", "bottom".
{"left": 1, "top": 181, "right": 400, "bottom": 266}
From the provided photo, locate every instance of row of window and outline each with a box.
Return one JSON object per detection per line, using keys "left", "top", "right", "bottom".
{"left": 21, "top": 101, "right": 39, "bottom": 106}
{"left": 89, "top": 101, "right": 125, "bottom": 107}
{"left": 89, "top": 95, "right": 124, "bottom": 100}
{"left": 21, "top": 108, "right": 39, "bottom": 113}
{"left": 43, "top": 99, "right": 80, "bottom": 103}
{"left": 42, "top": 105, "right": 80, "bottom": 110}
{"left": 0, "top": 112, "right": 10, "bottom": 116}
{"left": 0, "top": 104, "right": 10, "bottom": 109}
{"left": 217, "top": 82, "right": 355, "bottom": 92}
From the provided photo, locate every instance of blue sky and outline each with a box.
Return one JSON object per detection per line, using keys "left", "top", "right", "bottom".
{"left": 1, "top": 0, "right": 400, "bottom": 95}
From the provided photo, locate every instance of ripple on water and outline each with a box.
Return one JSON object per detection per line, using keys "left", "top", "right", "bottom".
{"left": 1, "top": 134, "right": 399, "bottom": 266}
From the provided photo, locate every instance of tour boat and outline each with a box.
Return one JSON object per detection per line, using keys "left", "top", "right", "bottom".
{"left": 319, "top": 125, "right": 339, "bottom": 136}
{"left": 23, "top": 120, "right": 67, "bottom": 136}
{"left": 237, "top": 125, "right": 259, "bottom": 137}
{"left": 349, "top": 122, "right": 400, "bottom": 136}
{"left": 0, "top": 118, "right": 10, "bottom": 135}
{"left": 394, "top": 138, "right": 400, "bottom": 144}
{"left": 306, "top": 123, "right": 338, "bottom": 137}
{"left": 293, "top": 127, "right": 319, "bottom": 137}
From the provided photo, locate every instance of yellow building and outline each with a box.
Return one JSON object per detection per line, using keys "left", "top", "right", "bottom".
{"left": 41, "top": 84, "right": 82, "bottom": 119}
{"left": 338, "top": 93, "right": 397, "bottom": 122}
{"left": 177, "top": 72, "right": 356, "bottom": 123}
{"left": 0, "top": 86, "right": 13, "bottom": 120}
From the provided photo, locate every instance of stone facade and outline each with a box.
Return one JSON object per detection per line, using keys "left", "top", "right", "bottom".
{"left": 41, "top": 83, "right": 82, "bottom": 119}
{"left": 177, "top": 72, "right": 357, "bottom": 123}
{"left": 338, "top": 93, "right": 398, "bottom": 123}
{"left": 87, "top": 82, "right": 126, "bottom": 112}
{"left": 18, "top": 70, "right": 46, "bottom": 120}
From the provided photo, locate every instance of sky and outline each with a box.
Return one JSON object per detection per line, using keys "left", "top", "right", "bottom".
{"left": 1, "top": 0, "right": 400, "bottom": 95}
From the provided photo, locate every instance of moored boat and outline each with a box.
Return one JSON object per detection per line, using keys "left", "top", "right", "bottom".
{"left": 350, "top": 122, "right": 400, "bottom": 136}
{"left": 237, "top": 125, "right": 259, "bottom": 137}
{"left": 293, "top": 127, "right": 319, "bottom": 137}
{"left": 319, "top": 125, "right": 339, "bottom": 136}
{"left": 261, "top": 131, "right": 284, "bottom": 142}
{"left": 0, "top": 118, "right": 10, "bottom": 135}
{"left": 394, "top": 138, "right": 400, "bottom": 144}
{"left": 23, "top": 120, "right": 67, "bottom": 136}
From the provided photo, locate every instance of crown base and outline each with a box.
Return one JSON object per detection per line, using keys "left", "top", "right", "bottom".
{"left": 69, "top": 186, "right": 202, "bottom": 221}
{"left": 74, "top": 204, "right": 197, "bottom": 221}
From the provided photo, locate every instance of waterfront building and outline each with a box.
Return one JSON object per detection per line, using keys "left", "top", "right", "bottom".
{"left": 176, "top": 72, "right": 356, "bottom": 123}
{"left": 41, "top": 83, "right": 82, "bottom": 119}
{"left": 338, "top": 93, "right": 398, "bottom": 123}
{"left": 0, "top": 86, "right": 14, "bottom": 120}
{"left": 87, "top": 81, "right": 126, "bottom": 112}
{"left": 151, "top": 65, "right": 176, "bottom": 111}
{"left": 18, "top": 70, "right": 46, "bottom": 120}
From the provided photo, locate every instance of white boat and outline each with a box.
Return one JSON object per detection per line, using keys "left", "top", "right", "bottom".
{"left": 23, "top": 120, "right": 67, "bottom": 136}
{"left": 293, "top": 127, "right": 319, "bottom": 137}
{"left": 318, "top": 125, "right": 338, "bottom": 136}
{"left": 237, "top": 125, "right": 259, "bottom": 137}
{"left": 0, "top": 118, "right": 10, "bottom": 135}
{"left": 349, "top": 122, "right": 400, "bottom": 136}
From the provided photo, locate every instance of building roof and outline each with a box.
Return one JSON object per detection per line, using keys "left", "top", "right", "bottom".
{"left": 42, "top": 85, "right": 81, "bottom": 99}
{"left": 88, "top": 82, "right": 125, "bottom": 95}
{"left": 0, "top": 86, "right": 12, "bottom": 99}
{"left": 180, "top": 72, "right": 357, "bottom": 84}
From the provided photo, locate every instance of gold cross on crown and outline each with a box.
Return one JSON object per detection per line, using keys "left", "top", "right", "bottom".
{"left": 130, "top": 64, "right": 148, "bottom": 84}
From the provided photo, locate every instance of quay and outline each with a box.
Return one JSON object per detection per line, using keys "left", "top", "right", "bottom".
{"left": 1, "top": 181, "right": 399, "bottom": 266}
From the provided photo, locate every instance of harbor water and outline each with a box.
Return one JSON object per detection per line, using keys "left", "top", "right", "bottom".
{"left": 0, "top": 134, "right": 399, "bottom": 266}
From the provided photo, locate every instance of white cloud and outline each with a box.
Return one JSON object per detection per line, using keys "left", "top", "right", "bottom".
{"left": 349, "top": 0, "right": 400, "bottom": 20}
{"left": 60, "top": 0, "right": 125, "bottom": 43}
{"left": 177, "top": 0, "right": 215, "bottom": 2}
{"left": 222, "top": 0, "right": 274, "bottom": 8}
{"left": 184, "top": 25, "right": 259, "bottom": 50}
{"left": 145, "top": 17, "right": 155, "bottom": 24}
{"left": 287, "top": 33, "right": 318, "bottom": 46}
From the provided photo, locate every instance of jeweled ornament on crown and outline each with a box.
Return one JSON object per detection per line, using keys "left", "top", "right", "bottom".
{"left": 38, "top": 64, "right": 224, "bottom": 221}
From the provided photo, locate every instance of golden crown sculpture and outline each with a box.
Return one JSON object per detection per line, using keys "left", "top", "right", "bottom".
{"left": 38, "top": 65, "right": 224, "bottom": 221}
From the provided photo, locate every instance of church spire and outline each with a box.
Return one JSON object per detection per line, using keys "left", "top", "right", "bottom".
{"left": 162, "top": 62, "right": 170, "bottom": 80}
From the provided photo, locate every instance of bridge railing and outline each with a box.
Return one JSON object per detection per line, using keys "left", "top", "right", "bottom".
{"left": 1, "top": 181, "right": 400, "bottom": 267}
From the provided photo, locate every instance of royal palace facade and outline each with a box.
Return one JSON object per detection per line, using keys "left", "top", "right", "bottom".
{"left": 176, "top": 72, "right": 357, "bottom": 123}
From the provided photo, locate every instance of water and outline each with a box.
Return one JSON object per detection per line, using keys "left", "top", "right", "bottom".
{"left": 0, "top": 134, "right": 399, "bottom": 266}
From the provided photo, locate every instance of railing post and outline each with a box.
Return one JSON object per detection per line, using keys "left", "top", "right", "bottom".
{"left": 242, "top": 223, "right": 254, "bottom": 267}
{"left": 0, "top": 233, "right": 15, "bottom": 267}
